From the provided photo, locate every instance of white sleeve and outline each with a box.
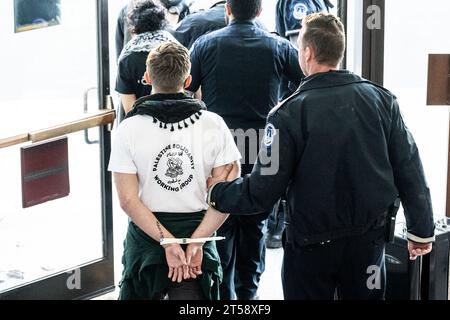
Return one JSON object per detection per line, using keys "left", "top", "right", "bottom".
{"left": 213, "top": 117, "right": 242, "bottom": 168}
{"left": 108, "top": 125, "right": 137, "bottom": 174}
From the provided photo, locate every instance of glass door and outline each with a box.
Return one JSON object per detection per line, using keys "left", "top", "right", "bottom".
{"left": 0, "top": 0, "right": 115, "bottom": 299}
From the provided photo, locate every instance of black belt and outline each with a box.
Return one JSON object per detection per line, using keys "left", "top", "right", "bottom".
{"left": 285, "top": 210, "right": 390, "bottom": 249}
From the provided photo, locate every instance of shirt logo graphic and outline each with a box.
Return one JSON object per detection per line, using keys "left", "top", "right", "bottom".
{"left": 293, "top": 3, "right": 308, "bottom": 21}
{"left": 153, "top": 144, "right": 194, "bottom": 192}
{"left": 166, "top": 157, "right": 184, "bottom": 179}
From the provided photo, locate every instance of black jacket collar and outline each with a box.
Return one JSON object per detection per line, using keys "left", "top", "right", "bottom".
{"left": 297, "top": 70, "right": 370, "bottom": 93}
{"left": 270, "top": 70, "right": 393, "bottom": 117}
{"left": 229, "top": 19, "right": 257, "bottom": 27}
{"left": 295, "top": 70, "right": 394, "bottom": 97}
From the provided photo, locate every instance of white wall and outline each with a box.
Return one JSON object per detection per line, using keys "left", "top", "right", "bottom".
{"left": 384, "top": 0, "right": 450, "bottom": 221}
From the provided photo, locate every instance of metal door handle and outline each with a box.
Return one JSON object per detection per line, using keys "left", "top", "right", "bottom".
{"left": 83, "top": 87, "right": 99, "bottom": 144}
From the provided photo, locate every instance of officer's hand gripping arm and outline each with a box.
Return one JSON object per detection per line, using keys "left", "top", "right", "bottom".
{"left": 208, "top": 111, "right": 299, "bottom": 214}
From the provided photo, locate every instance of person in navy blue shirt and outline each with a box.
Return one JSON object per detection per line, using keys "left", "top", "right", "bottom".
{"left": 173, "top": 1, "right": 227, "bottom": 49}
{"left": 188, "top": 0, "right": 303, "bottom": 300}
{"left": 173, "top": 0, "right": 266, "bottom": 49}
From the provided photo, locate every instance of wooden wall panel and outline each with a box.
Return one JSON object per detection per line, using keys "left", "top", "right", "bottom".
{"left": 427, "top": 54, "right": 450, "bottom": 106}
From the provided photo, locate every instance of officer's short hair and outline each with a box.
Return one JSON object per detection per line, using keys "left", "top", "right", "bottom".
{"left": 128, "top": 0, "right": 167, "bottom": 34}
{"left": 301, "top": 13, "right": 345, "bottom": 66}
{"left": 146, "top": 42, "right": 191, "bottom": 90}
{"left": 227, "top": 0, "right": 262, "bottom": 20}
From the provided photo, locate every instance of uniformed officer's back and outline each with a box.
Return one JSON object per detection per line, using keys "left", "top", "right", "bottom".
{"left": 274, "top": 71, "right": 401, "bottom": 244}
{"left": 189, "top": 13, "right": 302, "bottom": 130}
{"left": 208, "top": 12, "right": 435, "bottom": 300}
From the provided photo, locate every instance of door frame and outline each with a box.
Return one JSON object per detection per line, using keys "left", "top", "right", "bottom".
{"left": 0, "top": 0, "right": 115, "bottom": 300}
{"left": 361, "top": 0, "right": 385, "bottom": 86}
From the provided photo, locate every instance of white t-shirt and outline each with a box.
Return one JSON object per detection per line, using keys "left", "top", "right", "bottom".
{"left": 108, "top": 111, "right": 241, "bottom": 213}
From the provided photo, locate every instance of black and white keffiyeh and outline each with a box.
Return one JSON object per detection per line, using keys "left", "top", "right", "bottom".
{"left": 125, "top": 93, "right": 206, "bottom": 132}
{"left": 118, "top": 30, "right": 178, "bottom": 62}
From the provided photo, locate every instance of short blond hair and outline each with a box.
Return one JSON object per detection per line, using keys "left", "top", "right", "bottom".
{"left": 146, "top": 42, "right": 191, "bottom": 90}
{"left": 301, "top": 13, "right": 346, "bottom": 66}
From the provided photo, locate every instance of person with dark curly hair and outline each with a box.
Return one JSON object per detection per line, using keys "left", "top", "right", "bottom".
{"left": 115, "top": 0, "right": 192, "bottom": 61}
{"left": 116, "top": 0, "right": 179, "bottom": 115}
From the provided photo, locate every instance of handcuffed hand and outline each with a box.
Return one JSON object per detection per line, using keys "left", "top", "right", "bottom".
{"left": 164, "top": 242, "right": 205, "bottom": 282}
{"left": 408, "top": 240, "right": 433, "bottom": 260}
{"left": 164, "top": 243, "right": 189, "bottom": 282}
{"left": 185, "top": 243, "right": 203, "bottom": 279}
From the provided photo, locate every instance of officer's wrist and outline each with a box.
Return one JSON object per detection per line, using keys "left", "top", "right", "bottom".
{"left": 207, "top": 182, "right": 221, "bottom": 209}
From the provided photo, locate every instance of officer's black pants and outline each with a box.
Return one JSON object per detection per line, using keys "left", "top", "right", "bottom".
{"left": 216, "top": 212, "right": 268, "bottom": 300}
{"left": 282, "top": 228, "right": 386, "bottom": 300}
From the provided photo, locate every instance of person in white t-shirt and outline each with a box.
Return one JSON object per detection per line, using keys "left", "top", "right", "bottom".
{"left": 108, "top": 41, "right": 241, "bottom": 300}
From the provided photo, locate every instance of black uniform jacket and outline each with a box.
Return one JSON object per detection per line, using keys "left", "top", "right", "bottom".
{"left": 276, "top": 0, "right": 334, "bottom": 38}
{"left": 209, "top": 70, "right": 435, "bottom": 246}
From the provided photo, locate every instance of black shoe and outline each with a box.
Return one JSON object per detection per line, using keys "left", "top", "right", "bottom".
{"left": 265, "top": 234, "right": 282, "bottom": 249}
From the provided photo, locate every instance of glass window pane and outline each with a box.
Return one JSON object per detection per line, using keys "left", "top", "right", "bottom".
{"left": 0, "top": 0, "right": 104, "bottom": 292}
{"left": 1, "top": 0, "right": 99, "bottom": 136}
{"left": 0, "top": 131, "right": 103, "bottom": 292}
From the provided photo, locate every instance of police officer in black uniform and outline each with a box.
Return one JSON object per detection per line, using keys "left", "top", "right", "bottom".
{"left": 275, "top": 0, "right": 333, "bottom": 101}
{"left": 266, "top": 0, "right": 333, "bottom": 249}
{"left": 207, "top": 12, "right": 435, "bottom": 300}
{"left": 188, "top": 0, "right": 303, "bottom": 300}
{"left": 276, "top": 0, "right": 334, "bottom": 45}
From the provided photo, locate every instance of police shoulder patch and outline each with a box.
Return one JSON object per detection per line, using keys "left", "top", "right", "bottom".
{"left": 263, "top": 123, "right": 277, "bottom": 147}
{"left": 293, "top": 3, "right": 308, "bottom": 21}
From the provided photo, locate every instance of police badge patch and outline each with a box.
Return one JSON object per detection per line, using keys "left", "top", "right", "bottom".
{"left": 263, "top": 123, "right": 277, "bottom": 147}
{"left": 293, "top": 3, "right": 308, "bottom": 21}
